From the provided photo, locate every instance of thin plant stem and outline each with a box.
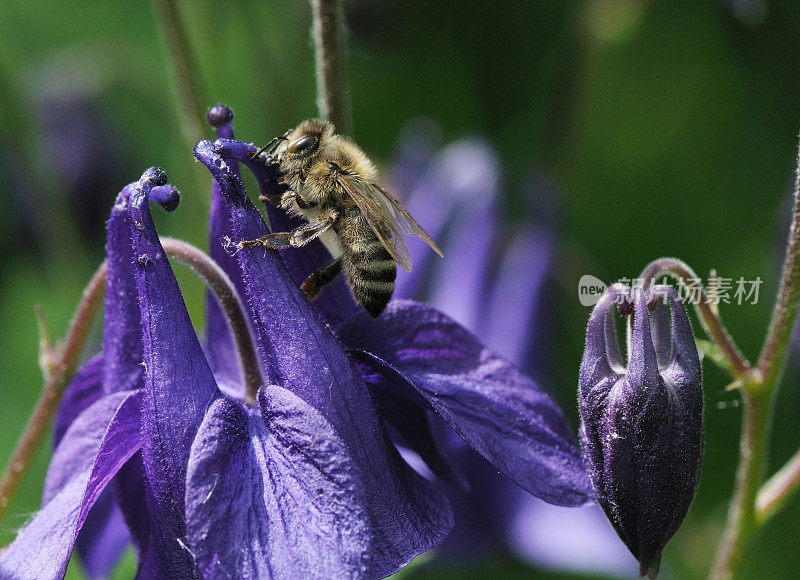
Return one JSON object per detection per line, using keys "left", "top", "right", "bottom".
{"left": 311, "top": 0, "right": 352, "bottom": 134}
{"left": 0, "top": 239, "right": 263, "bottom": 525}
{"left": 755, "top": 446, "right": 800, "bottom": 525}
{"left": 757, "top": 146, "right": 800, "bottom": 387}
{"left": 160, "top": 237, "right": 262, "bottom": 404}
{"left": 710, "top": 142, "right": 800, "bottom": 578}
{"left": 710, "top": 389, "right": 772, "bottom": 580}
{"left": 639, "top": 257, "right": 752, "bottom": 378}
{"left": 151, "top": 0, "right": 207, "bottom": 152}
{"left": 0, "top": 262, "right": 107, "bottom": 523}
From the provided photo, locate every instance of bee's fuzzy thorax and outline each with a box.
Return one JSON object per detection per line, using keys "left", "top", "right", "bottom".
{"left": 323, "top": 135, "right": 378, "bottom": 181}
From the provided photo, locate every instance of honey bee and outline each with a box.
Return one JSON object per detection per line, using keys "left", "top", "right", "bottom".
{"left": 240, "top": 119, "right": 443, "bottom": 317}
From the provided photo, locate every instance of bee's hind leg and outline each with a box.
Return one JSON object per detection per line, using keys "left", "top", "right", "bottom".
{"left": 237, "top": 216, "right": 335, "bottom": 250}
{"left": 301, "top": 257, "right": 343, "bottom": 300}
{"left": 258, "top": 192, "right": 285, "bottom": 207}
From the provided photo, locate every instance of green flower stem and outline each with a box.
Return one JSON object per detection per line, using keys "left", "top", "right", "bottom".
{"left": 710, "top": 388, "right": 773, "bottom": 580}
{"left": 639, "top": 257, "right": 752, "bottom": 378}
{"left": 755, "top": 445, "right": 800, "bottom": 525}
{"left": 151, "top": 0, "right": 207, "bottom": 158}
{"left": 311, "top": 0, "right": 352, "bottom": 134}
{"left": 0, "top": 261, "right": 107, "bottom": 524}
{"left": 710, "top": 142, "right": 800, "bottom": 578}
{"left": 0, "top": 238, "right": 262, "bottom": 526}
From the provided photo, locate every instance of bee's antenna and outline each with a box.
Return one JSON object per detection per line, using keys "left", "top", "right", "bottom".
{"left": 248, "top": 130, "right": 291, "bottom": 163}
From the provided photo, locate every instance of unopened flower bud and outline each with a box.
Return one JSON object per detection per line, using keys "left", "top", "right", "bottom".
{"left": 578, "top": 285, "right": 703, "bottom": 578}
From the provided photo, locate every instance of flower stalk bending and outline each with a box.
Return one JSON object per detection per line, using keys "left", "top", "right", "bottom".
{"left": 0, "top": 262, "right": 107, "bottom": 524}
{"left": 0, "top": 232, "right": 262, "bottom": 526}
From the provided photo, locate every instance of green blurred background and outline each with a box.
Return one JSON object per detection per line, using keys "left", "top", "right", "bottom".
{"left": 1, "top": 0, "right": 799, "bottom": 577}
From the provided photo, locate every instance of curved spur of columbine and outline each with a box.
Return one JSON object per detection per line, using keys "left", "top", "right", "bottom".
{"left": 207, "top": 115, "right": 592, "bottom": 509}
{"left": 578, "top": 285, "right": 703, "bottom": 578}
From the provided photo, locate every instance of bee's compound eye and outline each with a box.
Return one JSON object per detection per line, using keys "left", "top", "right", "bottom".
{"left": 288, "top": 134, "right": 317, "bottom": 155}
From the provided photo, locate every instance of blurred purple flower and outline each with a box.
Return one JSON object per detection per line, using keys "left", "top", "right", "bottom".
{"left": 0, "top": 107, "right": 592, "bottom": 579}
{"left": 387, "top": 125, "right": 640, "bottom": 576}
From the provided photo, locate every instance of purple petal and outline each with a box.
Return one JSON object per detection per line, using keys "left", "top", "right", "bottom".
{"left": 114, "top": 452, "right": 167, "bottom": 579}
{"left": 126, "top": 168, "right": 220, "bottom": 575}
{"left": 212, "top": 138, "right": 360, "bottom": 327}
{"left": 0, "top": 390, "right": 142, "bottom": 580}
{"left": 205, "top": 115, "right": 247, "bottom": 392}
{"left": 54, "top": 353, "right": 104, "bottom": 444}
{"left": 371, "top": 387, "right": 464, "bottom": 489}
{"left": 104, "top": 181, "right": 178, "bottom": 395}
{"left": 338, "top": 300, "right": 592, "bottom": 507}
{"left": 54, "top": 359, "right": 133, "bottom": 580}
{"left": 422, "top": 190, "right": 497, "bottom": 332}
{"left": 195, "top": 142, "right": 453, "bottom": 576}
{"left": 74, "top": 491, "right": 131, "bottom": 580}
{"left": 186, "top": 388, "right": 372, "bottom": 578}
{"left": 481, "top": 227, "right": 553, "bottom": 378}
{"left": 103, "top": 175, "right": 191, "bottom": 577}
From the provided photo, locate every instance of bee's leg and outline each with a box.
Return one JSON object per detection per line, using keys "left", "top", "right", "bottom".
{"left": 258, "top": 193, "right": 285, "bottom": 207}
{"left": 257, "top": 183, "right": 292, "bottom": 207}
{"left": 258, "top": 190, "right": 318, "bottom": 210}
{"left": 301, "top": 257, "right": 343, "bottom": 300}
{"left": 237, "top": 216, "right": 335, "bottom": 250}
{"left": 292, "top": 192, "right": 317, "bottom": 209}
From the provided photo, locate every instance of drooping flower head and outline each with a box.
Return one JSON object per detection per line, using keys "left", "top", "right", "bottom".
{"left": 579, "top": 284, "right": 704, "bottom": 578}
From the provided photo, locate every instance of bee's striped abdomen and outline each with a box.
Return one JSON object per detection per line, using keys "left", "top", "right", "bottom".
{"left": 341, "top": 227, "right": 397, "bottom": 318}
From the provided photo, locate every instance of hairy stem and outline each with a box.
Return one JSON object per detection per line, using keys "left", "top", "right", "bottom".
{"left": 710, "top": 142, "right": 800, "bottom": 577}
{"left": 151, "top": 0, "right": 206, "bottom": 149}
{"left": 0, "top": 262, "right": 107, "bottom": 523}
{"left": 639, "top": 257, "right": 751, "bottom": 378}
{"left": 755, "top": 446, "right": 800, "bottom": 524}
{"left": 758, "top": 147, "right": 800, "bottom": 389}
{"left": 311, "top": 0, "right": 352, "bottom": 134}
{"left": 0, "top": 240, "right": 263, "bottom": 525}
{"left": 710, "top": 390, "right": 772, "bottom": 579}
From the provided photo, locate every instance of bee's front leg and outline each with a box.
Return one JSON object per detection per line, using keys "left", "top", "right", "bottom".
{"left": 237, "top": 216, "right": 335, "bottom": 250}
{"left": 259, "top": 190, "right": 317, "bottom": 210}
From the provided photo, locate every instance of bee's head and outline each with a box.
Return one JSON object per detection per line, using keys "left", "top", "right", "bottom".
{"left": 277, "top": 119, "right": 334, "bottom": 164}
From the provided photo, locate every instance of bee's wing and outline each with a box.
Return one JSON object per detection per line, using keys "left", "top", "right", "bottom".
{"left": 373, "top": 185, "right": 444, "bottom": 258}
{"left": 335, "top": 174, "right": 416, "bottom": 271}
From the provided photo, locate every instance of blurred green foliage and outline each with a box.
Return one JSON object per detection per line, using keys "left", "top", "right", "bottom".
{"left": 2, "top": 0, "right": 800, "bottom": 578}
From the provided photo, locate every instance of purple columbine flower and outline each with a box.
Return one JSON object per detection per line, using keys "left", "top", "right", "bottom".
{"left": 1, "top": 105, "right": 592, "bottom": 579}
{"left": 578, "top": 285, "right": 703, "bottom": 578}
